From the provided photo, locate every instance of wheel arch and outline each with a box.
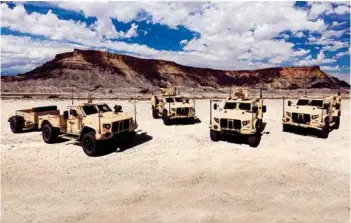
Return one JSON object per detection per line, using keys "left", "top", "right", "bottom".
{"left": 8, "top": 115, "right": 24, "bottom": 124}
{"left": 79, "top": 126, "right": 96, "bottom": 141}
{"left": 40, "top": 120, "right": 51, "bottom": 129}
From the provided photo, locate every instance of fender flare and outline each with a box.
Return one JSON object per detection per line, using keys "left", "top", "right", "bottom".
{"left": 79, "top": 126, "right": 96, "bottom": 141}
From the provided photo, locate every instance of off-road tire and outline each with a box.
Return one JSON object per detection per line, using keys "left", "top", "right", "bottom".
{"left": 333, "top": 117, "right": 340, "bottom": 130}
{"left": 81, "top": 132, "right": 98, "bottom": 156}
{"left": 119, "top": 131, "right": 135, "bottom": 149}
{"left": 248, "top": 134, "right": 260, "bottom": 147}
{"left": 283, "top": 124, "right": 291, "bottom": 132}
{"left": 162, "top": 110, "right": 170, "bottom": 125}
{"left": 210, "top": 130, "right": 220, "bottom": 142}
{"left": 320, "top": 125, "right": 329, "bottom": 139}
{"left": 256, "top": 119, "right": 264, "bottom": 132}
{"left": 152, "top": 108, "right": 158, "bottom": 119}
{"left": 42, "top": 124, "right": 59, "bottom": 144}
{"left": 10, "top": 117, "right": 23, "bottom": 133}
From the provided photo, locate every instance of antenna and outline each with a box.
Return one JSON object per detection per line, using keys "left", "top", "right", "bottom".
{"left": 71, "top": 83, "right": 74, "bottom": 105}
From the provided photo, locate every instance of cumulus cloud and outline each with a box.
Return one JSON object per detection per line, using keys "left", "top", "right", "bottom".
{"left": 0, "top": 1, "right": 350, "bottom": 75}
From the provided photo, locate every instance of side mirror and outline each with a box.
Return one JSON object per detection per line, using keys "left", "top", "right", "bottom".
{"left": 323, "top": 103, "right": 330, "bottom": 110}
{"left": 185, "top": 98, "right": 189, "bottom": 103}
{"left": 213, "top": 103, "right": 218, "bottom": 110}
{"left": 252, "top": 106, "right": 258, "bottom": 113}
{"left": 288, "top": 100, "right": 292, "bottom": 106}
{"left": 335, "top": 103, "right": 340, "bottom": 109}
{"left": 70, "top": 110, "right": 78, "bottom": 117}
{"left": 63, "top": 111, "right": 68, "bottom": 119}
{"left": 262, "top": 105, "right": 267, "bottom": 113}
{"left": 114, "top": 105, "right": 122, "bottom": 113}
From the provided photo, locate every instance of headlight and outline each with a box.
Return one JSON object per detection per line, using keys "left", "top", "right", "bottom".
{"left": 286, "top": 112, "right": 291, "bottom": 117}
{"left": 103, "top": 123, "right": 111, "bottom": 129}
{"left": 214, "top": 118, "right": 219, "bottom": 123}
{"left": 242, "top": 120, "right": 250, "bottom": 126}
{"left": 312, "top": 115, "right": 319, "bottom": 119}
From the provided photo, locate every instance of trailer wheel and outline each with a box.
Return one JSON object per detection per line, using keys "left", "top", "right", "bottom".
{"left": 248, "top": 134, "right": 260, "bottom": 147}
{"left": 162, "top": 110, "right": 170, "bottom": 125}
{"left": 333, "top": 117, "right": 340, "bottom": 130}
{"left": 81, "top": 132, "right": 98, "bottom": 156}
{"left": 9, "top": 117, "right": 23, "bottom": 133}
{"left": 210, "top": 130, "right": 220, "bottom": 142}
{"left": 42, "top": 124, "right": 59, "bottom": 143}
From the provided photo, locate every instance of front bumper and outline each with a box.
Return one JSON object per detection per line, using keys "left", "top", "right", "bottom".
{"left": 209, "top": 125, "right": 256, "bottom": 135}
{"left": 96, "top": 122, "right": 138, "bottom": 140}
{"left": 282, "top": 118, "right": 324, "bottom": 130}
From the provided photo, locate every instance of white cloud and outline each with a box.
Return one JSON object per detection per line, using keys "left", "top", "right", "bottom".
{"left": 294, "top": 31, "right": 304, "bottom": 38}
{"left": 1, "top": 1, "right": 349, "bottom": 74}
{"left": 320, "top": 65, "right": 340, "bottom": 71}
{"left": 335, "top": 50, "right": 349, "bottom": 58}
{"left": 334, "top": 5, "right": 350, "bottom": 15}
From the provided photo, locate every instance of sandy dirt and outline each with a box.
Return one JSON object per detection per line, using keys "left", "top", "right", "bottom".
{"left": 1, "top": 99, "right": 350, "bottom": 222}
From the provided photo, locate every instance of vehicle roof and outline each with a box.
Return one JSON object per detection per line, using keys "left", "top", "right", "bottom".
{"left": 226, "top": 97, "right": 258, "bottom": 103}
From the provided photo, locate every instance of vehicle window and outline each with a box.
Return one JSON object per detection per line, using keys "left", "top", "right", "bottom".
{"left": 238, "top": 103, "right": 251, "bottom": 110}
{"left": 311, "top": 100, "right": 323, "bottom": 107}
{"left": 82, "top": 105, "right": 98, "bottom": 115}
{"left": 166, "top": 98, "right": 174, "bottom": 103}
{"left": 224, "top": 102, "right": 237, "bottom": 109}
{"left": 297, "top": 99, "right": 308, "bottom": 106}
{"left": 175, "top": 97, "right": 183, "bottom": 102}
{"left": 97, "top": 104, "right": 112, "bottom": 112}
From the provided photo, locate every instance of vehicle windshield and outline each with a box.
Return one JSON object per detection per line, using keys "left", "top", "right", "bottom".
{"left": 174, "top": 97, "right": 183, "bottom": 102}
{"left": 238, "top": 103, "right": 251, "bottom": 111}
{"left": 297, "top": 99, "right": 323, "bottom": 107}
{"left": 82, "top": 105, "right": 99, "bottom": 115}
{"left": 310, "top": 100, "right": 323, "bottom": 107}
{"left": 97, "top": 104, "right": 112, "bottom": 113}
{"left": 297, "top": 99, "right": 309, "bottom": 106}
{"left": 224, "top": 102, "right": 237, "bottom": 109}
{"left": 165, "top": 98, "right": 174, "bottom": 103}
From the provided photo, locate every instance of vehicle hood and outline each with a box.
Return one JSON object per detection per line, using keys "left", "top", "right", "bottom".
{"left": 85, "top": 112, "right": 132, "bottom": 124}
{"left": 286, "top": 106, "right": 323, "bottom": 115}
{"left": 214, "top": 109, "right": 254, "bottom": 120}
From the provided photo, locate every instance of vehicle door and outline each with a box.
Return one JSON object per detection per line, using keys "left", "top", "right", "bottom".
{"left": 67, "top": 109, "right": 82, "bottom": 135}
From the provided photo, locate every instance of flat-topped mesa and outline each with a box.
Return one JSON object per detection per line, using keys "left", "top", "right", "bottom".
{"left": 1, "top": 49, "right": 349, "bottom": 91}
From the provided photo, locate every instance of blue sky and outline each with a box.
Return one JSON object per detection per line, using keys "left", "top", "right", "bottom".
{"left": 1, "top": 1, "right": 350, "bottom": 82}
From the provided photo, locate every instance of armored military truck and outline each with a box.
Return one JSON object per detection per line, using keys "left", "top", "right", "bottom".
{"left": 282, "top": 94, "right": 341, "bottom": 138}
{"left": 150, "top": 87, "right": 196, "bottom": 125}
{"left": 8, "top": 106, "right": 60, "bottom": 133}
{"left": 38, "top": 102, "right": 138, "bottom": 156}
{"left": 209, "top": 87, "right": 266, "bottom": 147}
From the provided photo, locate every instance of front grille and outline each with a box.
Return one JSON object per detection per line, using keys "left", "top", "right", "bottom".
{"left": 112, "top": 119, "right": 130, "bottom": 133}
{"left": 292, "top": 113, "right": 311, "bottom": 124}
{"left": 176, "top": 107, "right": 189, "bottom": 115}
{"left": 220, "top": 119, "right": 241, "bottom": 129}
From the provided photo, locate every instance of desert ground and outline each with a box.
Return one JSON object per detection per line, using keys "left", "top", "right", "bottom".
{"left": 1, "top": 99, "right": 350, "bottom": 222}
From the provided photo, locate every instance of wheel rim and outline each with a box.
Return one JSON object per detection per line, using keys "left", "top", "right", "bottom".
{"left": 84, "top": 137, "right": 94, "bottom": 152}
{"left": 43, "top": 126, "right": 50, "bottom": 140}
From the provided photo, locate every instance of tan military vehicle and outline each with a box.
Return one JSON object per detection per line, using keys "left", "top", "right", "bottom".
{"left": 8, "top": 106, "right": 60, "bottom": 133}
{"left": 209, "top": 87, "right": 266, "bottom": 147}
{"left": 282, "top": 94, "right": 341, "bottom": 138}
{"left": 150, "top": 87, "right": 196, "bottom": 125}
{"left": 38, "top": 102, "right": 138, "bottom": 156}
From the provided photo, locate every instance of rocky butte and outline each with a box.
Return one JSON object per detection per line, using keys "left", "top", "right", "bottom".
{"left": 1, "top": 49, "right": 349, "bottom": 93}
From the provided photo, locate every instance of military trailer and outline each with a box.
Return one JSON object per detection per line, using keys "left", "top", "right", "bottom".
{"left": 38, "top": 102, "right": 138, "bottom": 156}
{"left": 8, "top": 106, "right": 60, "bottom": 133}
{"left": 282, "top": 94, "right": 341, "bottom": 138}
{"left": 209, "top": 87, "right": 266, "bottom": 147}
{"left": 150, "top": 87, "right": 196, "bottom": 125}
